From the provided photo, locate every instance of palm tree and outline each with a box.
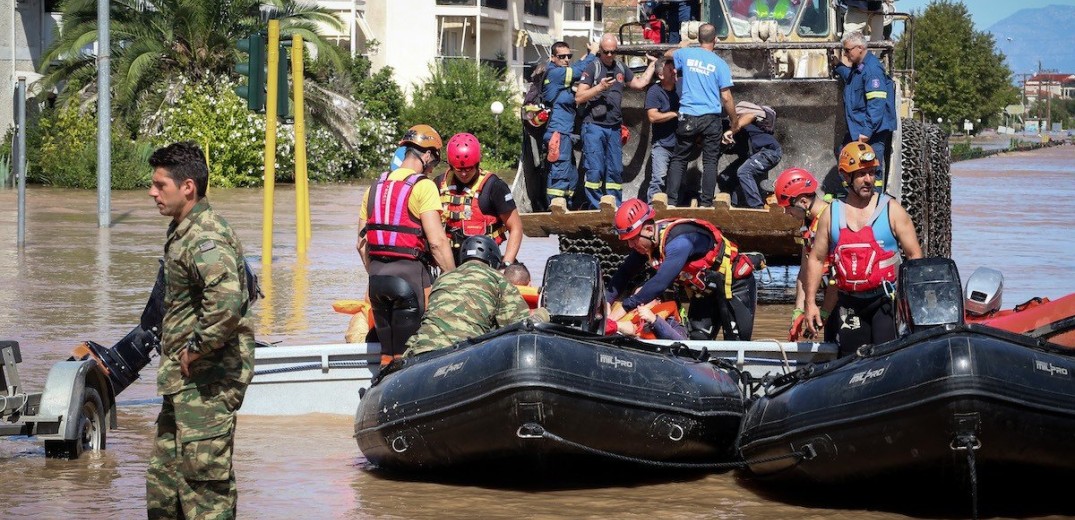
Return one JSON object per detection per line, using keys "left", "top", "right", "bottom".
{"left": 40, "top": 0, "right": 345, "bottom": 128}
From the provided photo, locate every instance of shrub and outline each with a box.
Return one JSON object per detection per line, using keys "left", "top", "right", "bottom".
{"left": 402, "top": 59, "right": 521, "bottom": 170}
{"left": 151, "top": 79, "right": 266, "bottom": 188}
{"left": 24, "top": 102, "right": 151, "bottom": 190}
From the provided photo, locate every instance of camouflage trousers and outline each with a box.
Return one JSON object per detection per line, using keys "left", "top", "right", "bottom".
{"left": 147, "top": 380, "right": 246, "bottom": 520}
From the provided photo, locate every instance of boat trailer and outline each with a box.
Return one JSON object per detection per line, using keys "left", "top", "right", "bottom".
{"left": 0, "top": 269, "right": 165, "bottom": 459}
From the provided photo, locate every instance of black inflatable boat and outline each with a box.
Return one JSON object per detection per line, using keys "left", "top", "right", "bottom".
{"left": 354, "top": 322, "right": 745, "bottom": 471}
{"left": 354, "top": 253, "right": 745, "bottom": 472}
{"left": 738, "top": 259, "right": 1075, "bottom": 487}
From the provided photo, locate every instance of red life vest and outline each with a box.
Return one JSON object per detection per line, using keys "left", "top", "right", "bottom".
{"left": 439, "top": 170, "right": 507, "bottom": 247}
{"left": 652, "top": 219, "right": 752, "bottom": 299}
{"left": 829, "top": 195, "right": 900, "bottom": 293}
{"left": 364, "top": 170, "right": 428, "bottom": 261}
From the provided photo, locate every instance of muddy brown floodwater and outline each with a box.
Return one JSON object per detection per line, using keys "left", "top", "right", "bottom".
{"left": 0, "top": 145, "right": 1073, "bottom": 519}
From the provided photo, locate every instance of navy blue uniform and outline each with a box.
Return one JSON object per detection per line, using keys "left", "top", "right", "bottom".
{"left": 836, "top": 51, "right": 896, "bottom": 182}
{"left": 542, "top": 53, "right": 597, "bottom": 204}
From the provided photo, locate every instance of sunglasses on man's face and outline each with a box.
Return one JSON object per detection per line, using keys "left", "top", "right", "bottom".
{"left": 556, "top": 53, "right": 573, "bottom": 59}
{"left": 599, "top": 50, "right": 615, "bottom": 56}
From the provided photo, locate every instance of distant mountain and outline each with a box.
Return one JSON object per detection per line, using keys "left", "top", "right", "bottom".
{"left": 987, "top": 5, "right": 1075, "bottom": 78}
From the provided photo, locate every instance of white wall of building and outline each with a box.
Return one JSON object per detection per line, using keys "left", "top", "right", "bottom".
{"left": 2, "top": 0, "right": 54, "bottom": 135}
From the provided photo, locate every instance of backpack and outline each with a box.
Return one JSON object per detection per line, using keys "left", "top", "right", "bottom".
{"left": 522, "top": 62, "right": 548, "bottom": 109}
{"left": 736, "top": 101, "right": 777, "bottom": 134}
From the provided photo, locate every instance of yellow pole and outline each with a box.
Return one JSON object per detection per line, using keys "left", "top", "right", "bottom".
{"left": 262, "top": 19, "right": 280, "bottom": 267}
{"left": 292, "top": 35, "right": 310, "bottom": 254}
{"left": 259, "top": 262, "right": 274, "bottom": 332}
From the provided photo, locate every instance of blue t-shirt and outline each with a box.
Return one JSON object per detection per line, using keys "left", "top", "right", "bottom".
{"left": 673, "top": 47, "right": 733, "bottom": 117}
{"left": 645, "top": 84, "right": 680, "bottom": 149}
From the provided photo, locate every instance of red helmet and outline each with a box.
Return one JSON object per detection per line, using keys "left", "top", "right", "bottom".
{"left": 446, "top": 133, "right": 481, "bottom": 169}
{"left": 774, "top": 167, "right": 818, "bottom": 207}
{"left": 614, "top": 199, "right": 655, "bottom": 240}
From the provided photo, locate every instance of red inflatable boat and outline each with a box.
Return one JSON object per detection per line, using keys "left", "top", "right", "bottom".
{"left": 967, "top": 294, "right": 1075, "bottom": 348}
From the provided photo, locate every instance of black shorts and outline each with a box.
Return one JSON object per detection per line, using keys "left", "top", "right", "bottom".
{"left": 368, "top": 258, "right": 432, "bottom": 312}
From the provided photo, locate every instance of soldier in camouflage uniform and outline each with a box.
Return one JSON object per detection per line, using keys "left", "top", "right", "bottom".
{"left": 405, "top": 235, "right": 529, "bottom": 357}
{"left": 144, "top": 142, "right": 255, "bottom": 520}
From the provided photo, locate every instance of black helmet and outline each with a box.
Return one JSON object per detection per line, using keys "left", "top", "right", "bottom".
{"left": 459, "top": 235, "right": 502, "bottom": 269}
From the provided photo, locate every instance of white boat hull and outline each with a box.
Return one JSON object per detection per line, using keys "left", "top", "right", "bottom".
{"left": 242, "top": 340, "right": 837, "bottom": 416}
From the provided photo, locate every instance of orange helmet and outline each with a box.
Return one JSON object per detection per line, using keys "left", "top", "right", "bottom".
{"left": 614, "top": 199, "right": 655, "bottom": 240}
{"left": 838, "top": 141, "right": 879, "bottom": 174}
{"left": 399, "top": 124, "right": 443, "bottom": 151}
{"left": 774, "top": 167, "right": 818, "bottom": 207}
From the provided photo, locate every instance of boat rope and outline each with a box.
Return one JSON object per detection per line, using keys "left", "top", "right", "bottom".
{"left": 952, "top": 434, "right": 980, "bottom": 520}
{"left": 254, "top": 360, "right": 371, "bottom": 377}
{"left": 518, "top": 423, "right": 811, "bottom": 471}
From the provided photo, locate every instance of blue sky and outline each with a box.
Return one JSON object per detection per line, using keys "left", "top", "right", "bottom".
{"left": 894, "top": 0, "right": 1075, "bottom": 29}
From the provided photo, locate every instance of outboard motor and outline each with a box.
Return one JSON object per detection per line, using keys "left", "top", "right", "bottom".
{"left": 70, "top": 261, "right": 261, "bottom": 396}
{"left": 540, "top": 253, "right": 606, "bottom": 334}
{"left": 368, "top": 275, "right": 423, "bottom": 361}
{"left": 896, "top": 258, "right": 964, "bottom": 335}
{"left": 964, "top": 267, "right": 1004, "bottom": 317}
{"left": 69, "top": 265, "right": 165, "bottom": 396}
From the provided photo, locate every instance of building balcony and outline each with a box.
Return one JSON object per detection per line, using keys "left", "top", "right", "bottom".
{"left": 436, "top": 0, "right": 508, "bottom": 8}
{"left": 564, "top": 0, "right": 602, "bottom": 22}
{"left": 524, "top": 0, "right": 549, "bottom": 17}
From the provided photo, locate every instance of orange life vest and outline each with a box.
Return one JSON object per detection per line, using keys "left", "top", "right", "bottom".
{"left": 623, "top": 300, "right": 680, "bottom": 340}
{"left": 652, "top": 219, "right": 752, "bottom": 299}
{"left": 439, "top": 170, "right": 507, "bottom": 248}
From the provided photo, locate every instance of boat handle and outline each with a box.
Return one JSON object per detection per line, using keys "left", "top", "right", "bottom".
{"left": 516, "top": 423, "right": 545, "bottom": 439}
{"left": 950, "top": 435, "right": 981, "bottom": 451}
{"left": 667, "top": 424, "right": 685, "bottom": 442}
{"left": 391, "top": 436, "right": 409, "bottom": 453}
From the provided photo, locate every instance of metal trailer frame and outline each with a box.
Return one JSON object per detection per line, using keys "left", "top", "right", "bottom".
{"left": 0, "top": 341, "right": 115, "bottom": 459}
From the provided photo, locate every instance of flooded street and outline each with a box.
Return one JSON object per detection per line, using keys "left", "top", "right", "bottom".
{"left": 1, "top": 145, "right": 1073, "bottom": 519}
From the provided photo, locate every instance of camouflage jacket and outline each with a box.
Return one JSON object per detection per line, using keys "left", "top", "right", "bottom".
{"left": 405, "top": 261, "right": 529, "bottom": 356}
{"left": 158, "top": 199, "right": 255, "bottom": 395}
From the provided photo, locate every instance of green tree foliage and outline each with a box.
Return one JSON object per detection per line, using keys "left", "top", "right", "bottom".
{"left": 41, "top": 0, "right": 344, "bottom": 130}
{"left": 152, "top": 80, "right": 267, "bottom": 187}
{"left": 27, "top": 102, "right": 152, "bottom": 189}
{"left": 895, "top": 0, "right": 1018, "bottom": 126}
{"left": 402, "top": 59, "right": 521, "bottom": 170}
{"left": 306, "top": 49, "right": 404, "bottom": 168}
{"left": 1028, "top": 98, "right": 1075, "bottom": 129}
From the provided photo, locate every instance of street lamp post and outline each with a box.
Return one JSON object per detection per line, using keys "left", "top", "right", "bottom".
{"left": 490, "top": 101, "right": 504, "bottom": 161}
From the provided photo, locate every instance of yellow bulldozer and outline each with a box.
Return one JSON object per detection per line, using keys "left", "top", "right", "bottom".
{"left": 511, "top": 0, "right": 950, "bottom": 276}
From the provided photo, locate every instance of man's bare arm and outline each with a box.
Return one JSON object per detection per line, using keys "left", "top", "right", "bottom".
{"left": 420, "top": 210, "right": 456, "bottom": 271}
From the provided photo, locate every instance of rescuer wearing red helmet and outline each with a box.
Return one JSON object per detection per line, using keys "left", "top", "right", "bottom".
{"left": 357, "top": 124, "right": 456, "bottom": 365}
{"left": 802, "top": 142, "right": 922, "bottom": 356}
{"left": 435, "top": 132, "right": 524, "bottom": 266}
{"left": 774, "top": 167, "right": 837, "bottom": 340}
{"left": 606, "top": 198, "right": 757, "bottom": 341}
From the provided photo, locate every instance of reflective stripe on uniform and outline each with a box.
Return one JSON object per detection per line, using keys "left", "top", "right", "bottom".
{"left": 547, "top": 188, "right": 567, "bottom": 196}
{"left": 584, "top": 181, "right": 603, "bottom": 189}
{"left": 865, "top": 91, "right": 888, "bottom": 100}
{"left": 606, "top": 182, "right": 622, "bottom": 190}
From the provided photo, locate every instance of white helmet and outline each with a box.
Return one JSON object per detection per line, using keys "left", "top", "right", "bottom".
{"left": 964, "top": 267, "right": 1004, "bottom": 317}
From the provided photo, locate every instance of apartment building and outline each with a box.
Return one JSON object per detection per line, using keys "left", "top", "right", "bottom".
{"left": 321, "top": 0, "right": 604, "bottom": 94}
{"left": 2, "top": 0, "right": 58, "bottom": 136}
